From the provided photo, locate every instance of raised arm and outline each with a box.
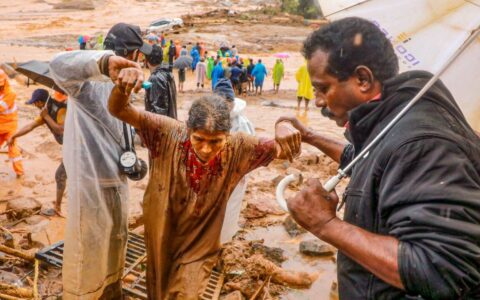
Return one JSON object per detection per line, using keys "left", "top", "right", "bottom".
{"left": 49, "top": 50, "right": 113, "bottom": 97}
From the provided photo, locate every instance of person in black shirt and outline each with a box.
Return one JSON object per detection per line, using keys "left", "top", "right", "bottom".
{"left": 282, "top": 17, "right": 480, "bottom": 299}
{"left": 145, "top": 44, "right": 177, "bottom": 118}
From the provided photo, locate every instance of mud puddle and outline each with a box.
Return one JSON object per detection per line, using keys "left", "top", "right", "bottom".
{"left": 245, "top": 225, "right": 337, "bottom": 300}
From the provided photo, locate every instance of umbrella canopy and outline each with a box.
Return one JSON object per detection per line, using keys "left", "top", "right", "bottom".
{"left": 219, "top": 41, "right": 230, "bottom": 49}
{"left": 173, "top": 56, "right": 193, "bottom": 69}
{"left": 316, "top": 0, "right": 480, "bottom": 130}
{"left": 16, "top": 60, "right": 65, "bottom": 93}
{"left": 146, "top": 33, "right": 159, "bottom": 42}
{"left": 273, "top": 52, "right": 290, "bottom": 59}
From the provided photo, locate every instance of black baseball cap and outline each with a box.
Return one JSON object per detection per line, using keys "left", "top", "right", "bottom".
{"left": 26, "top": 89, "right": 49, "bottom": 105}
{"left": 104, "top": 23, "right": 152, "bottom": 56}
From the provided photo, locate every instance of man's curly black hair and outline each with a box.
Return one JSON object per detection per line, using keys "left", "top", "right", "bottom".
{"left": 302, "top": 17, "right": 399, "bottom": 83}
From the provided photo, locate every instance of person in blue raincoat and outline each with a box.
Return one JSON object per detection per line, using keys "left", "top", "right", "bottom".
{"left": 191, "top": 46, "right": 200, "bottom": 73}
{"left": 251, "top": 59, "right": 267, "bottom": 95}
{"left": 211, "top": 61, "right": 224, "bottom": 90}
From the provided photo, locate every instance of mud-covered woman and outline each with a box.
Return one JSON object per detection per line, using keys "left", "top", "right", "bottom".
{"left": 104, "top": 55, "right": 301, "bottom": 299}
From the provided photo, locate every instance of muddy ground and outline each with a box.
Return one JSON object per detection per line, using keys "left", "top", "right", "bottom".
{"left": 0, "top": 1, "right": 347, "bottom": 299}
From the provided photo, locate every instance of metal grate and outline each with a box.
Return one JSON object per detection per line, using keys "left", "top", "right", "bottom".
{"left": 35, "top": 232, "right": 148, "bottom": 299}
{"left": 200, "top": 269, "right": 224, "bottom": 300}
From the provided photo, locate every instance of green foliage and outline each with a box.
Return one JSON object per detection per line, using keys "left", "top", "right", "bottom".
{"left": 281, "top": 0, "right": 299, "bottom": 14}
{"left": 280, "top": 0, "right": 321, "bottom": 19}
{"left": 298, "top": 0, "right": 321, "bottom": 19}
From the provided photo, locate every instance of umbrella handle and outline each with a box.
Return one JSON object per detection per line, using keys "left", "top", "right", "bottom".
{"left": 275, "top": 173, "right": 302, "bottom": 212}
{"left": 275, "top": 173, "right": 341, "bottom": 212}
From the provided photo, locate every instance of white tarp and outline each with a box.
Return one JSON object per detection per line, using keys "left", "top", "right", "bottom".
{"left": 316, "top": 0, "right": 480, "bottom": 130}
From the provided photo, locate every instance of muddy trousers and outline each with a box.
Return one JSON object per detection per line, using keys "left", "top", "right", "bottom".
{"left": 0, "top": 131, "right": 23, "bottom": 175}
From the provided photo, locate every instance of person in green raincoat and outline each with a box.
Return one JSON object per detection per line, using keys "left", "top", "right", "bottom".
{"left": 295, "top": 62, "right": 314, "bottom": 111}
{"left": 272, "top": 59, "right": 284, "bottom": 94}
{"left": 206, "top": 56, "right": 215, "bottom": 80}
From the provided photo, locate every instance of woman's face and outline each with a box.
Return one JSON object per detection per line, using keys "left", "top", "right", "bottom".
{"left": 189, "top": 129, "right": 228, "bottom": 163}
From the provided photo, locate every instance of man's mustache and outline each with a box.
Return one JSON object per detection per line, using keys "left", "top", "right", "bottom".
{"left": 321, "top": 107, "right": 335, "bottom": 118}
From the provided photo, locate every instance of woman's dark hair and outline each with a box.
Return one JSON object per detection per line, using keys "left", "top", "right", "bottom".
{"left": 187, "top": 95, "right": 231, "bottom": 132}
{"left": 302, "top": 17, "right": 399, "bottom": 82}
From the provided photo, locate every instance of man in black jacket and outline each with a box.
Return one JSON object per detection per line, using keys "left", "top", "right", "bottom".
{"left": 145, "top": 44, "right": 177, "bottom": 119}
{"left": 283, "top": 17, "right": 480, "bottom": 299}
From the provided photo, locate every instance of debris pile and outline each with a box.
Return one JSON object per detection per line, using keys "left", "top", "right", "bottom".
{"left": 182, "top": 8, "right": 305, "bottom": 27}
{"left": 220, "top": 239, "right": 318, "bottom": 299}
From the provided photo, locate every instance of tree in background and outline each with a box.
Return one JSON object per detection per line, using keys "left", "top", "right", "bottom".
{"left": 281, "top": 0, "right": 322, "bottom": 19}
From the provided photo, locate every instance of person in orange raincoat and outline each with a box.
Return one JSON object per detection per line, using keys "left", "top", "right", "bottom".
{"left": 0, "top": 69, "right": 23, "bottom": 177}
{"left": 175, "top": 40, "right": 182, "bottom": 59}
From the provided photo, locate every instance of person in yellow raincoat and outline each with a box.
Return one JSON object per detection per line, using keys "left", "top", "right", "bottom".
{"left": 0, "top": 70, "right": 23, "bottom": 177}
{"left": 295, "top": 62, "right": 314, "bottom": 111}
{"left": 272, "top": 59, "right": 284, "bottom": 94}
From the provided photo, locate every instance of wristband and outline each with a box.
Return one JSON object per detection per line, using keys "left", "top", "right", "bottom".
{"left": 100, "top": 54, "right": 113, "bottom": 77}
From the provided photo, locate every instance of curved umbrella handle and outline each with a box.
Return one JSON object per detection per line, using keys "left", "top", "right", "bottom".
{"left": 275, "top": 173, "right": 302, "bottom": 212}
{"left": 275, "top": 173, "right": 342, "bottom": 212}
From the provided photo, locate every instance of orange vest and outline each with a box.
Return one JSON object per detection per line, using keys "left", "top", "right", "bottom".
{"left": 0, "top": 80, "right": 18, "bottom": 131}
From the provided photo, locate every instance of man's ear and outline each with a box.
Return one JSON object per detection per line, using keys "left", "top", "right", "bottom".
{"left": 354, "top": 65, "right": 374, "bottom": 93}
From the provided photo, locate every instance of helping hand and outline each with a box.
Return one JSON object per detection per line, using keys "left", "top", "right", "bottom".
{"left": 40, "top": 107, "right": 48, "bottom": 118}
{"left": 108, "top": 56, "right": 143, "bottom": 92}
{"left": 115, "top": 67, "right": 144, "bottom": 96}
{"left": 274, "top": 121, "right": 302, "bottom": 162}
{"left": 287, "top": 178, "right": 339, "bottom": 237}
{"left": 6, "top": 137, "right": 15, "bottom": 147}
{"left": 276, "top": 116, "right": 311, "bottom": 142}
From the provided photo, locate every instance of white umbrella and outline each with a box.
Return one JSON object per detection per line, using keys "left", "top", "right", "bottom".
{"left": 277, "top": 0, "right": 480, "bottom": 210}
{"left": 316, "top": 0, "right": 480, "bottom": 131}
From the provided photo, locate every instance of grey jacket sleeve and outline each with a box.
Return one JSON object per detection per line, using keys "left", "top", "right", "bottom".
{"left": 49, "top": 50, "right": 113, "bottom": 98}
{"left": 379, "top": 137, "right": 480, "bottom": 299}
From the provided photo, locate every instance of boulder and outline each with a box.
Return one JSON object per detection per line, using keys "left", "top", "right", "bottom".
{"left": 283, "top": 216, "right": 306, "bottom": 237}
{"left": 6, "top": 197, "right": 41, "bottom": 220}
{"left": 251, "top": 243, "right": 286, "bottom": 265}
{"left": 299, "top": 239, "right": 336, "bottom": 256}
{"left": 0, "top": 270, "right": 22, "bottom": 285}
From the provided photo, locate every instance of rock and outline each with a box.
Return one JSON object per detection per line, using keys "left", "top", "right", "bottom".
{"left": 251, "top": 243, "right": 286, "bottom": 265}
{"left": 283, "top": 216, "right": 306, "bottom": 237}
{"left": 222, "top": 291, "right": 244, "bottom": 300}
{"left": 6, "top": 197, "right": 41, "bottom": 220}
{"left": 0, "top": 270, "right": 22, "bottom": 285}
{"left": 25, "top": 215, "right": 48, "bottom": 226}
{"left": 1, "top": 231, "right": 15, "bottom": 248}
{"left": 299, "top": 154, "right": 320, "bottom": 165}
{"left": 243, "top": 198, "right": 285, "bottom": 219}
{"left": 40, "top": 205, "right": 56, "bottom": 217}
{"left": 299, "top": 239, "right": 336, "bottom": 256}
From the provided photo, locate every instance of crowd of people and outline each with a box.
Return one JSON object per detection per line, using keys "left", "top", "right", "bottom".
{"left": 1, "top": 16, "right": 479, "bottom": 300}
